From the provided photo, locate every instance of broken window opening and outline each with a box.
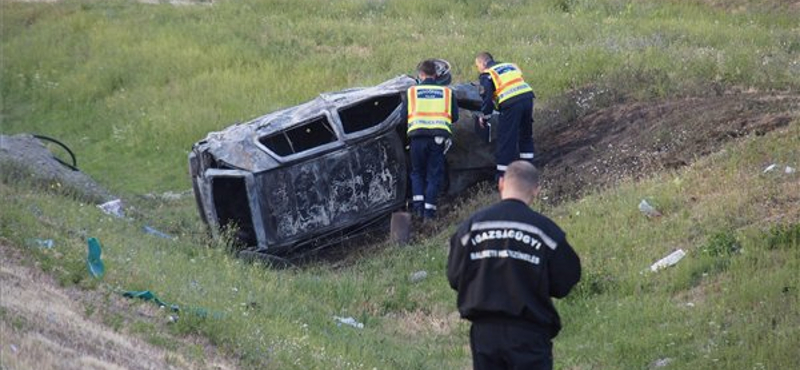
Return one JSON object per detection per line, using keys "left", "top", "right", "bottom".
{"left": 259, "top": 116, "right": 337, "bottom": 156}
{"left": 339, "top": 94, "right": 402, "bottom": 134}
{"left": 212, "top": 177, "right": 256, "bottom": 246}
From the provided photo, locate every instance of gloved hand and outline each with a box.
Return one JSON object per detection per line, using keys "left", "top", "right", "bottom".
{"left": 477, "top": 113, "right": 493, "bottom": 128}
{"left": 435, "top": 136, "right": 453, "bottom": 155}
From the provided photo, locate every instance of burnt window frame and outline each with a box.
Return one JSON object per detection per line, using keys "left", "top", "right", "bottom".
{"left": 336, "top": 93, "right": 404, "bottom": 139}
{"left": 255, "top": 112, "right": 342, "bottom": 160}
{"left": 209, "top": 174, "right": 257, "bottom": 246}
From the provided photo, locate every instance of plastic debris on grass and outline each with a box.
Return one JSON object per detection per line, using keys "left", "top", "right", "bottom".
{"left": 123, "top": 290, "right": 179, "bottom": 311}
{"left": 763, "top": 164, "right": 779, "bottom": 173}
{"left": 763, "top": 163, "right": 796, "bottom": 174}
{"left": 97, "top": 199, "right": 125, "bottom": 218}
{"left": 650, "top": 249, "right": 686, "bottom": 272}
{"left": 142, "top": 225, "right": 175, "bottom": 240}
{"left": 26, "top": 238, "right": 54, "bottom": 249}
{"left": 97, "top": 198, "right": 176, "bottom": 240}
{"left": 334, "top": 316, "right": 364, "bottom": 329}
{"left": 122, "top": 290, "right": 224, "bottom": 320}
{"left": 638, "top": 199, "right": 662, "bottom": 218}
{"left": 409, "top": 270, "right": 428, "bottom": 283}
{"left": 651, "top": 358, "right": 673, "bottom": 368}
{"left": 87, "top": 237, "right": 105, "bottom": 279}
{"left": 97, "top": 198, "right": 177, "bottom": 241}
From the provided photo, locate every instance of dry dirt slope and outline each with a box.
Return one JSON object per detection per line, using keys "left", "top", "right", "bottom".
{"left": 0, "top": 242, "right": 235, "bottom": 370}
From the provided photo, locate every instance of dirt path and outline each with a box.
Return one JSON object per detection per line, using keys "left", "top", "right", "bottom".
{"left": 0, "top": 242, "right": 236, "bottom": 370}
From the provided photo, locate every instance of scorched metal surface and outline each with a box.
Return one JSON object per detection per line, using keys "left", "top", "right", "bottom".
{"left": 189, "top": 74, "right": 494, "bottom": 256}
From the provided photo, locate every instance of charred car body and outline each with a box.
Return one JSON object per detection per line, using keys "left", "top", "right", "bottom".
{"left": 189, "top": 72, "right": 497, "bottom": 257}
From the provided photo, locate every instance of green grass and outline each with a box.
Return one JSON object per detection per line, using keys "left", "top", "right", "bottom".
{"left": 2, "top": 0, "right": 799, "bottom": 193}
{"left": 1, "top": 114, "right": 798, "bottom": 370}
{"left": 2, "top": 0, "right": 799, "bottom": 369}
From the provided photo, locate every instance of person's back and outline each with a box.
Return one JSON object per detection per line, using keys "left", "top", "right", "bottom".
{"left": 405, "top": 59, "right": 459, "bottom": 219}
{"left": 475, "top": 52, "right": 536, "bottom": 177}
{"left": 448, "top": 160, "right": 581, "bottom": 370}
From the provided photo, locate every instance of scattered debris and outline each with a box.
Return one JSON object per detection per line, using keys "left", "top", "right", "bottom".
{"left": 651, "top": 357, "right": 673, "bottom": 368}
{"left": 86, "top": 237, "right": 105, "bottom": 279}
{"left": 123, "top": 290, "right": 180, "bottom": 311}
{"left": 122, "top": 290, "right": 223, "bottom": 319}
{"left": 142, "top": 225, "right": 175, "bottom": 240}
{"left": 650, "top": 249, "right": 686, "bottom": 272}
{"left": 763, "top": 164, "right": 796, "bottom": 174}
{"left": 333, "top": 316, "right": 364, "bottom": 329}
{"left": 0, "top": 242, "right": 236, "bottom": 369}
{"left": 638, "top": 199, "right": 662, "bottom": 218}
{"left": 143, "top": 190, "right": 191, "bottom": 201}
{"left": 409, "top": 270, "right": 428, "bottom": 283}
{"left": 26, "top": 238, "right": 54, "bottom": 249}
{"left": 97, "top": 199, "right": 125, "bottom": 218}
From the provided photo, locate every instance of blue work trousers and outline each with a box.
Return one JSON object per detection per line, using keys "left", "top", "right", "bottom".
{"left": 410, "top": 136, "right": 446, "bottom": 218}
{"left": 496, "top": 98, "right": 535, "bottom": 176}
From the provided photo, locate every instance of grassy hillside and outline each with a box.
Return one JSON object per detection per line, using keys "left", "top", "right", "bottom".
{"left": 1, "top": 0, "right": 799, "bottom": 369}
{"left": 2, "top": 112, "right": 798, "bottom": 370}
{"left": 2, "top": 0, "right": 799, "bottom": 193}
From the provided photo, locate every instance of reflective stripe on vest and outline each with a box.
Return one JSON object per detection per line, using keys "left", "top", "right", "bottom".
{"left": 407, "top": 85, "right": 453, "bottom": 134}
{"left": 488, "top": 63, "right": 533, "bottom": 106}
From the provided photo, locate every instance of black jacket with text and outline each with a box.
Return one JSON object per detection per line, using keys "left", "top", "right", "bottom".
{"left": 447, "top": 198, "right": 581, "bottom": 338}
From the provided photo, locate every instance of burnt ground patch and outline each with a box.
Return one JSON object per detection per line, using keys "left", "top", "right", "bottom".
{"left": 534, "top": 90, "right": 800, "bottom": 203}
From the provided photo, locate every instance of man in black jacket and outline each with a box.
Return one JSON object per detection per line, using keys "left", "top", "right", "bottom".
{"left": 447, "top": 160, "right": 581, "bottom": 370}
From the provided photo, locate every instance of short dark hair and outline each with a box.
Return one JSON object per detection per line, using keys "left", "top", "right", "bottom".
{"left": 475, "top": 52, "right": 494, "bottom": 64}
{"left": 417, "top": 59, "right": 437, "bottom": 77}
{"left": 504, "top": 160, "right": 540, "bottom": 191}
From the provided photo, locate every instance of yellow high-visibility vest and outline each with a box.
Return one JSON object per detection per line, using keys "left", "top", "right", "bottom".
{"left": 407, "top": 85, "right": 453, "bottom": 134}
{"left": 487, "top": 63, "right": 533, "bottom": 106}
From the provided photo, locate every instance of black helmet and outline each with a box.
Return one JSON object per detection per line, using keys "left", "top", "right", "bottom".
{"left": 415, "top": 58, "right": 452, "bottom": 85}
{"left": 432, "top": 58, "right": 452, "bottom": 85}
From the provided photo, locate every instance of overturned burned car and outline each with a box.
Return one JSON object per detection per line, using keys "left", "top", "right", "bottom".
{"left": 189, "top": 71, "right": 497, "bottom": 257}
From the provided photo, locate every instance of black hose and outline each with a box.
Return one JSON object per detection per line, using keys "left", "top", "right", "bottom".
{"left": 32, "top": 134, "right": 79, "bottom": 171}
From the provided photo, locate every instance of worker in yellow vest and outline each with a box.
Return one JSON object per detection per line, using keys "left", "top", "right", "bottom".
{"left": 474, "top": 52, "right": 536, "bottom": 178}
{"left": 405, "top": 59, "right": 459, "bottom": 219}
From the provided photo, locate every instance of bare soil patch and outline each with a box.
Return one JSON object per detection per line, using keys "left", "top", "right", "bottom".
{"left": 534, "top": 90, "right": 800, "bottom": 202}
{"left": 0, "top": 242, "right": 236, "bottom": 370}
